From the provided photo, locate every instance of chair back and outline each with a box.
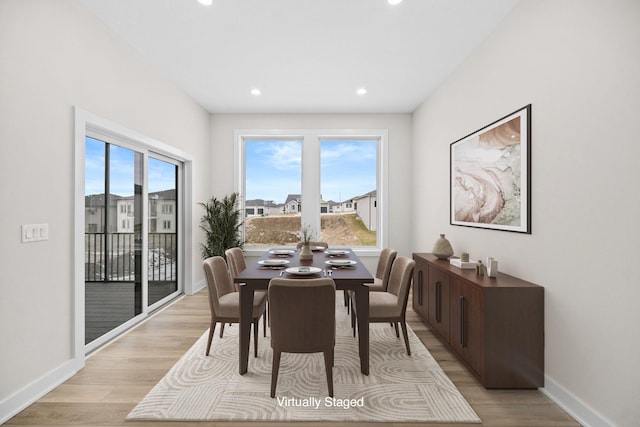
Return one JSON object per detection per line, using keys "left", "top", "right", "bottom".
{"left": 375, "top": 248, "right": 397, "bottom": 287}
{"left": 203, "top": 256, "right": 236, "bottom": 315}
{"left": 385, "top": 256, "right": 416, "bottom": 314}
{"left": 268, "top": 278, "right": 336, "bottom": 353}
{"left": 225, "top": 247, "right": 247, "bottom": 278}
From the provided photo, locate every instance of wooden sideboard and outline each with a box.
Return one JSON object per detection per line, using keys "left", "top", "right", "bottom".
{"left": 412, "top": 253, "right": 544, "bottom": 389}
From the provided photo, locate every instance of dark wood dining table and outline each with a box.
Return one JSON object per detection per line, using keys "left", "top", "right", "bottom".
{"left": 233, "top": 247, "right": 373, "bottom": 375}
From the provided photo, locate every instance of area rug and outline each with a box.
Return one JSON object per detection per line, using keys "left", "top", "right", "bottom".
{"left": 127, "top": 298, "right": 480, "bottom": 423}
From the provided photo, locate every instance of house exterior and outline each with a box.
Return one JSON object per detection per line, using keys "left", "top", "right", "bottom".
{"left": 354, "top": 190, "right": 377, "bottom": 231}
{"left": 244, "top": 199, "right": 280, "bottom": 217}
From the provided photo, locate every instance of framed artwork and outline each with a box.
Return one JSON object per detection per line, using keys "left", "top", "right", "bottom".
{"left": 450, "top": 104, "right": 531, "bottom": 233}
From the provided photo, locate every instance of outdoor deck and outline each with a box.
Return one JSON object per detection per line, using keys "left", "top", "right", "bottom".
{"left": 85, "top": 281, "right": 178, "bottom": 344}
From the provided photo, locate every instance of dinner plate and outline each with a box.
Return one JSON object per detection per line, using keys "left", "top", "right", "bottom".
{"left": 325, "top": 249, "right": 350, "bottom": 256}
{"left": 285, "top": 266, "right": 322, "bottom": 275}
{"left": 258, "top": 259, "right": 290, "bottom": 266}
{"left": 325, "top": 259, "right": 357, "bottom": 266}
{"left": 311, "top": 246, "right": 326, "bottom": 251}
{"left": 269, "top": 249, "right": 295, "bottom": 255}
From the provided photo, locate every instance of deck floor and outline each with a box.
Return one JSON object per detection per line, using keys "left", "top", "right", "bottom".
{"left": 85, "top": 281, "right": 178, "bottom": 344}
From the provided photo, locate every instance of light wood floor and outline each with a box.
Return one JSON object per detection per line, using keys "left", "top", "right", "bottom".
{"left": 5, "top": 289, "right": 581, "bottom": 427}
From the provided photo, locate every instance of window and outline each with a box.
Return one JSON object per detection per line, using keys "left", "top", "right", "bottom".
{"left": 162, "top": 203, "right": 173, "bottom": 214}
{"left": 237, "top": 130, "right": 387, "bottom": 251}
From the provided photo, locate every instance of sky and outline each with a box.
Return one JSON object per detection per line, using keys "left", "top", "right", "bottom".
{"left": 245, "top": 139, "right": 377, "bottom": 204}
{"left": 85, "top": 137, "right": 176, "bottom": 196}
{"left": 86, "top": 137, "right": 377, "bottom": 204}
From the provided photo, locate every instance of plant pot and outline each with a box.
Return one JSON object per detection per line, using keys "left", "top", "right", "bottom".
{"left": 299, "top": 243, "right": 313, "bottom": 261}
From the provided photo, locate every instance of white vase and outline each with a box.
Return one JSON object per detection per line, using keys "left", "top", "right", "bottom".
{"left": 299, "top": 243, "right": 313, "bottom": 261}
{"left": 432, "top": 234, "right": 454, "bottom": 260}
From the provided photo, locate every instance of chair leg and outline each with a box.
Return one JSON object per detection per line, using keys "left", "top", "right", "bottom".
{"left": 220, "top": 322, "right": 225, "bottom": 338}
{"left": 351, "top": 303, "right": 357, "bottom": 337}
{"left": 205, "top": 322, "right": 216, "bottom": 356}
{"left": 270, "top": 351, "right": 281, "bottom": 398}
{"left": 400, "top": 320, "right": 411, "bottom": 355}
{"left": 263, "top": 311, "right": 267, "bottom": 337}
{"left": 343, "top": 290, "right": 350, "bottom": 313}
{"left": 394, "top": 322, "right": 400, "bottom": 338}
{"left": 324, "top": 350, "right": 334, "bottom": 397}
{"left": 253, "top": 320, "right": 259, "bottom": 357}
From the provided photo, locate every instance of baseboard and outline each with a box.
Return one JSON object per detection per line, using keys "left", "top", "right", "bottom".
{"left": 189, "top": 278, "right": 206, "bottom": 295}
{"left": 541, "top": 375, "right": 614, "bottom": 427}
{"left": 0, "top": 357, "right": 82, "bottom": 425}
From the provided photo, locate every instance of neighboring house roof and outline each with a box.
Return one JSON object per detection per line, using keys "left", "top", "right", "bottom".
{"left": 245, "top": 199, "right": 278, "bottom": 208}
{"left": 284, "top": 194, "right": 301, "bottom": 204}
{"left": 354, "top": 190, "right": 376, "bottom": 200}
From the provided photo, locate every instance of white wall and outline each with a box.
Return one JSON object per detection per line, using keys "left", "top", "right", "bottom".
{"left": 412, "top": 1, "right": 640, "bottom": 426}
{"left": 209, "top": 113, "right": 413, "bottom": 270}
{"left": 0, "top": 0, "right": 210, "bottom": 419}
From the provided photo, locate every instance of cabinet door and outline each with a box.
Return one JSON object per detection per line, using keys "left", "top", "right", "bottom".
{"left": 412, "top": 258, "right": 428, "bottom": 320}
{"left": 427, "top": 266, "right": 450, "bottom": 341}
{"left": 450, "top": 277, "right": 483, "bottom": 377}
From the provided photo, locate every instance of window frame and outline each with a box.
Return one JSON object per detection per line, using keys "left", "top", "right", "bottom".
{"left": 235, "top": 129, "right": 388, "bottom": 257}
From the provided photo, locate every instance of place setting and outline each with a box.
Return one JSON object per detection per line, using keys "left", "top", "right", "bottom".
{"left": 268, "top": 248, "right": 295, "bottom": 258}
{"left": 325, "top": 259, "right": 357, "bottom": 269}
{"left": 324, "top": 248, "right": 350, "bottom": 257}
{"left": 257, "top": 259, "right": 290, "bottom": 269}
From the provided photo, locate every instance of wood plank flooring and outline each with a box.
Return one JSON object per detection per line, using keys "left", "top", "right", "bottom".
{"left": 4, "top": 289, "right": 581, "bottom": 427}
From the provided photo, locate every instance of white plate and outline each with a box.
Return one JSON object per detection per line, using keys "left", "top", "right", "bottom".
{"left": 325, "top": 259, "right": 357, "bottom": 266}
{"left": 311, "top": 246, "right": 326, "bottom": 251}
{"left": 258, "top": 259, "right": 290, "bottom": 266}
{"left": 325, "top": 249, "right": 350, "bottom": 256}
{"left": 269, "top": 249, "right": 295, "bottom": 255}
{"left": 285, "top": 266, "right": 322, "bottom": 275}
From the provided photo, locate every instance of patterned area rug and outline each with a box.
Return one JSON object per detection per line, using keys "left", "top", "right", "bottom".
{"left": 127, "top": 298, "right": 480, "bottom": 423}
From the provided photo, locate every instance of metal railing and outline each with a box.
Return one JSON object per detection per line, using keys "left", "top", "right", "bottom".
{"left": 85, "top": 233, "right": 176, "bottom": 282}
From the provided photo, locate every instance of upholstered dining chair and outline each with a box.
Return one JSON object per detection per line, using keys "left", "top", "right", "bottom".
{"left": 226, "top": 247, "right": 270, "bottom": 329}
{"left": 268, "top": 277, "right": 336, "bottom": 398}
{"left": 225, "top": 247, "right": 247, "bottom": 291}
{"left": 295, "top": 241, "right": 329, "bottom": 249}
{"left": 367, "top": 248, "right": 398, "bottom": 292}
{"left": 344, "top": 247, "right": 397, "bottom": 314}
{"left": 351, "top": 256, "right": 416, "bottom": 355}
{"left": 202, "top": 256, "right": 267, "bottom": 357}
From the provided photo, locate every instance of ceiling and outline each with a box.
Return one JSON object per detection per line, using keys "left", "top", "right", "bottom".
{"left": 80, "top": 0, "right": 519, "bottom": 114}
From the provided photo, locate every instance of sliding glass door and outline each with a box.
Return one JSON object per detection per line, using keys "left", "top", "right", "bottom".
{"left": 147, "top": 155, "right": 179, "bottom": 307}
{"left": 84, "top": 137, "right": 182, "bottom": 348}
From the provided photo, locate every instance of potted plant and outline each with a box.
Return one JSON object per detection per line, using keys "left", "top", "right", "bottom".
{"left": 199, "top": 192, "right": 243, "bottom": 259}
{"left": 299, "top": 224, "right": 315, "bottom": 261}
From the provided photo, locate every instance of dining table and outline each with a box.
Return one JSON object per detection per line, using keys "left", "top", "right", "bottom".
{"left": 233, "top": 246, "right": 374, "bottom": 375}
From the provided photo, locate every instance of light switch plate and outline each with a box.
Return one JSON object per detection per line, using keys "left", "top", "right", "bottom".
{"left": 21, "top": 224, "right": 49, "bottom": 243}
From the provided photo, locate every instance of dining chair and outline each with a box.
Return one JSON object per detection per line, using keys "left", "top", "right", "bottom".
{"left": 226, "top": 246, "right": 270, "bottom": 329}
{"left": 202, "top": 256, "right": 267, "bottom": 357}
{"left": 344, "top": 248, "right": 397, "bottom": 314}
{"left": 225, "top": 247, "right": 247, "bottom": 291}
{"left": 295, "top": 241, "right": 329, "bottom": 249}
{"left": 351, "top": 256, "right": 416, "bottom": 355}
{"left": 268, "top": 277, "right": 336, "bottom": 398}
{"left": 367, "top": 248, "right": 398, "bottom": 292}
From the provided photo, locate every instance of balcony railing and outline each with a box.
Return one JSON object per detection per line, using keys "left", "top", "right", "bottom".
{"left": 85, "top": 233, "right": 176, "bottom": 282}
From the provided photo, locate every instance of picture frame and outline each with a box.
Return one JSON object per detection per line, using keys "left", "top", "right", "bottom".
{"left": 450, "top": 104, "right": 531, "bottom": 233}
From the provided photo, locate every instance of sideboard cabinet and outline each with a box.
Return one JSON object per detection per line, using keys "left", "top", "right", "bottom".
{"left": 412, "top": 253, "right": 544, "bottom": 389}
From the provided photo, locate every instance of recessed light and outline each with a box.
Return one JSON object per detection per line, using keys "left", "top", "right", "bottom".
{"left": 250, "top": 88, "right": 262, "bottom": 96}
{"left": 356, "top": 88, "right": 367, "bottom": 96}
{"left": 197, "top": 0, "right": 213, "bottom": 6}
{"left": 386, "top": 0, "right": 403, "bottom": 6}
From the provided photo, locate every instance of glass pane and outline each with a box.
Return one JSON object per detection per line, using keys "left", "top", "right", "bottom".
{"left": 244, "top": 140, "right": 301, "bottom": 247}
{"left": 320, "top": 140, "right": 377, "bottom": 247}
{"left": 84, "top": 138, "right": 143, "bottom": 345}
{"left": 148, "top": 157, "right": 178, "bottom": 306}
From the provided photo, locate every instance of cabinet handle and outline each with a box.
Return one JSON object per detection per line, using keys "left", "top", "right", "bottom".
{"left": 435, "top": 281, "right": 441, "bottom": 323}
{"left": 460, "top": 296, "right": 466, "bottom": 348}
{"left": 418, "top": 270, "right": 423, "bottom": 305}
